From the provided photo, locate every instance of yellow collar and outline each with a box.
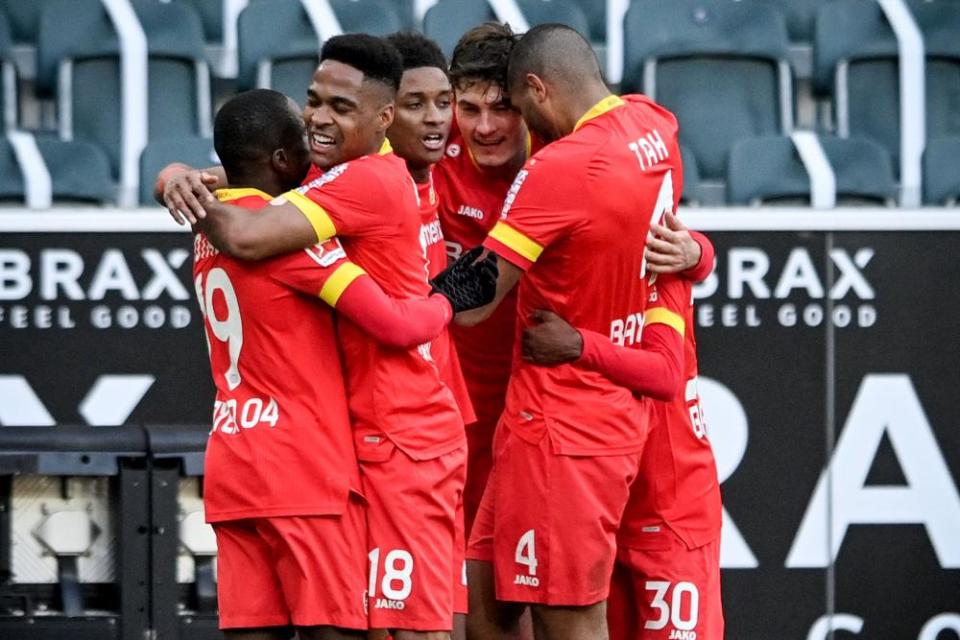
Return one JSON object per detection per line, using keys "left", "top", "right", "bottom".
{"left": 573, "top": 95, "right": 625, "bottom": 132}
{"left": 214, "top": 187, "right": 272, "bottom": 202}
{"left": 379, "top": 138, "right": 393, "bottom": 155}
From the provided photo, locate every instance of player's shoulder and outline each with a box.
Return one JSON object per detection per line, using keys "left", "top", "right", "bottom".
{"left": 621, "top": 94, "right": 680, "bottom": 133}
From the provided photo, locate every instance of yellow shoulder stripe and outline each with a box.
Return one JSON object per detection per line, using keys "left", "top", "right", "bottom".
{"left": 488, "top": 222, "right": 544, "bottom": 263}
{"left": 644, "top": 307, "right": 685, "bottom": 336}
{"left": 319, "top": 262, "right": 366, "bottom": 307}
{"left": 214, "top": 187, "right": 271, "bottom": 202}
{"left": 283, "top": 189, "right": 337, "bottom": 241}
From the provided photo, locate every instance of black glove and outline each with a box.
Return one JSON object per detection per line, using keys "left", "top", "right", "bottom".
{"left": 430, "top": 246, "right": 499, "bottom": 313}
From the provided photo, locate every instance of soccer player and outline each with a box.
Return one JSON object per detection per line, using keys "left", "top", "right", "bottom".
{"left": 182, "top": 36, "right": 476, "bottom": 639}
{"left": 448, "top": 25, "right": 687, "bottom": 638}
{"left": 521, "top": 215, "right": 723, "bottom": 640}
{"left": 196, "top": 88, "right": 467, "bottom": 640}
{"left": 383, "top": 30, "right": 473, "bottom": 635}
{"left": 432, "top": 21, "right": 527, "bottom": 541}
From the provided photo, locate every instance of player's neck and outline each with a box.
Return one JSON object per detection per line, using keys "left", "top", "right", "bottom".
{"left": 563, "top": 85, "right": 614, "bottom": 136}
{"left": 406, "top": 161, "right": 432, "bottom": 185}
{"left": 225, "top": 172, "right": 284, "bottom": 198}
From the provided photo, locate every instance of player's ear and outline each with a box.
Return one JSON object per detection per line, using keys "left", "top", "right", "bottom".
{"left": 377, "top": 102, "right": 395, "bottom": 132}
{"left": 526, "top": 73, "right": 548, "bottom": 103}
{"left": 271, "top": 148, "right": 288, "bottom": 173}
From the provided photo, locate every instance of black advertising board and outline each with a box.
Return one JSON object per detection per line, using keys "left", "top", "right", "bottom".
{"left": 0, "top": 212, "right": 958, "bottom": 639}
{"left": 694, "top": 226, "right": 960, "bottom": 639}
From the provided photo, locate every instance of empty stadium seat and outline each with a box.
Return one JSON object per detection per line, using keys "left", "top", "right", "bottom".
{"left": 754, "top": 0, "right": 831, "bottom": 43}
{"left": 679, "top": 144, "right": 702, "bottom": 205}
{"left": 622, "top": 0, "right": 793, "bottom": 181}
{"left": 238, "top": 0, "right": 403, "bottom": 101}
{"left": 139, "top": 136, "right": 218, "bottom": 205}
{"left": 814, "top": 0, "right": 960, "bottom": 172}
{"left": 175, "top": 0, "right": 225, "bottom": 44}
{"left": 423, "top": 0, "right": 495, "bottom": 59}
{"left": 573, "top": 0, "right": 606, "bottom": 46}
{"left": 36, "top": 0, "right": 211, "bottom": 180}
{"left": 923, "top": 136, "right": 960, "bottom": 205}
{"left": 516, "top": 0, "right": 590, "bottom": 39}
{"left": 0, "top": 10, "right": 14, "bottom": 132}
{"left": 0, "top": 136, "right": 114, "bottom": 205}
{"left": 726, "top": 135, "right": 897, "bottom": 205}
{"left": 0, "top": 0, "right": 49, "bottom": 45}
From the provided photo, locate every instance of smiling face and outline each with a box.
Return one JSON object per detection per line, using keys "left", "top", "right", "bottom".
{"left": 455, "top": 80, "right": 527, "bottom": 172}
{"left": 302, "top": 59, "right": 394, "bottom": 170}
{"left": 387, "top": 66, "right": 453, "bottom": 176}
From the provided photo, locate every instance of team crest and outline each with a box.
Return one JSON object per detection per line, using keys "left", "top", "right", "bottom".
{"left": 446, "top": 143, "right": 461, "bottom": 158}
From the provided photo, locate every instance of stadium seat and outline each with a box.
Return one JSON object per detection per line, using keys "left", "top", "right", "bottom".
{"left": 754, "top": 0, "right": 831, "bottom": 43}
{"left": 814, "top": 0, "right": 960, "bottom": 172}
{"left": 516, "top": 0, "right": 590, "bottom": 39}
{"left": 679, "top": 144, "right": 703, "bottom": 205}
{"left": 622, "top": 0, "right": 794, "bottom": 181}
{"left": 923, "top": 136, "right": 960, "bottom": 205}
{"left": 174, "top": 0, "right": 225, "bottom": 44}
{"left": 36, "top": 0, "right": 211, "bottom": 180}
{"left": 726, "top": 135, "right": 897, "bottom": 206}
{"left": 0, "top": 0, "right": 50, "bottom": 45}
{"left": 573, "top": 0, "right": 606, "bottom": 47}
{"left": 0, "top": 10, "right": 15, "bottom": 133}
{"left": 238, "top": 0, "right": 403, "bottom": 101}
{"left": 139, "top": 136, "right": 218, "bottom": 205}
{"left": 423, "top": 0, "right": 495, "bottom": 59}
{"left": 0, "top": 135, "right": 114, "bottom": 205}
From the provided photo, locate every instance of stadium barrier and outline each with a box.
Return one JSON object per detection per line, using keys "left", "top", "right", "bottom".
{"left": 0, "top": 208, "right": 958, "bottom": 639}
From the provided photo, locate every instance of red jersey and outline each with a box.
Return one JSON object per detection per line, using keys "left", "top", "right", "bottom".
{"left": 621, "top": 274, "right": 723, "bottom": 549}
{"left": 483, "top": 95, "right": 684, "bottom": 455}
{"left": 418, "top": 176, "right": 477, "bottom": 425}
{"left": 433, "top": 130, "right": 528, "bottom": 427}
{"left": 195, "top": 189, "right": 362, "bottom": 522}
{"left": 281, "top": 142, "right": 465, "bottom": 460}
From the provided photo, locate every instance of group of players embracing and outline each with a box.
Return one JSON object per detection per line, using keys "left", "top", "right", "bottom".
{"left": 157, "top": 20, "right": 723, "bottom": 640}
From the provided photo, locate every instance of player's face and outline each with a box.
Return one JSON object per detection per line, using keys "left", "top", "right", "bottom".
{"left": 509, "top": 82, "right": 560, "bottom": 144}
{"left": 303, "top": 60, "right": 394, "bottom": 170}
{"left": 455, "top": 81, "right": 528, "bottom": 171}
{"left": 388, "top": 67, "right": 453, "bottom": 173}
{"left": 279, "top": 98, "right": 311, "bottom": 190}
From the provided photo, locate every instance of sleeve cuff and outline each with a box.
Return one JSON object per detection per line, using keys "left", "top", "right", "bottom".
{"left": 319, "top": 263, "right": 366, "bottom": 307}
{"left": 643, "top": 307, "right": 686, "bottom": 336}
{"left": 484, "top": 222, "right": 543, "bottom": 271}
{"left": 282, "top": 189, "right": 337, "bottom": 241}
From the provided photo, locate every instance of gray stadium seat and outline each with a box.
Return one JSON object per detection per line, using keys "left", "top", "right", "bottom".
{"left": 423, "top": 0, "right": 495, "bottom": 59}
{"left": 0, "top": 10, "right": 14, "bottom": 133}
{"left": 238, "top": 0, "right": 403, "bottom": 101}
{"left": 623, "top": 0, "right": 793, "bottom": 181}
{"left": 923, "top": 136, "right": 960, "bottom": 205}
{"left": 679, "top": 144, "right": 702, "bottom": 205}
{"left": 36, "top": 0, "right": 211, "bottom": 179}
{"left": 174, "top": 0, "right": 225, "bottom": 44}
{"left": 754, "top": 0, "right": 832, "bottom": 43}
{"left": 726, "top": 135, "right": 897, "bottom": 206}
{"left": 0, "top": 0, "right": 51, "bottom": 45}
{"left": 516, "top": 0, "right": 590, "bottom": 39}
{"left": 573, "top": 0, "right": 606, "bottom": 46}
{"left": 814, "top": 0, "right": 960, "bottom": 172}
{"left": 0, "top": 136, "right": 114, "bottom": 205}
{"left": 139, "top": 136, "right": 218, "bottom": 205}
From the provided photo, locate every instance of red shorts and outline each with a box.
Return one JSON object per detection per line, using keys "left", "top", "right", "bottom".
{"left": 358, "top": 439, "right": 467, "bottom": 631}
{"left": 617, "top": 527, "right": 724, "bottom": 639}
{"left": 467, "top": 426, "right": 641, "bottom": 606}
{"left": 213, "top": 501, "right": 367, "bottom": 630}
{"left": 463, "top": 404, "right": 499, "bottom": 536}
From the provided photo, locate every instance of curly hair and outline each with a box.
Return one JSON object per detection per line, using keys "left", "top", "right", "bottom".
{"left": 386, "top": 31, "right": 447, "bottom": 72}
{"left": 320, "top": 33, "right": 403, "bottom": 91}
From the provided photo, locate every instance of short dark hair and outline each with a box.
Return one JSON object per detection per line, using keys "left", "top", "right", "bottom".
{"left": 449, "top": 22, "right": 517, "bottom": 92}
{"left": 386, "top": 31, "right": 447, "bottom": 72}
{"left": 213, "top": 89, "right": 302, "bottom": 179}
{"left": 507, "top": 23, "right": 602, "bottom": 91}
{"left": 320, "top": 33, "right": 403, "bottom": 91}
